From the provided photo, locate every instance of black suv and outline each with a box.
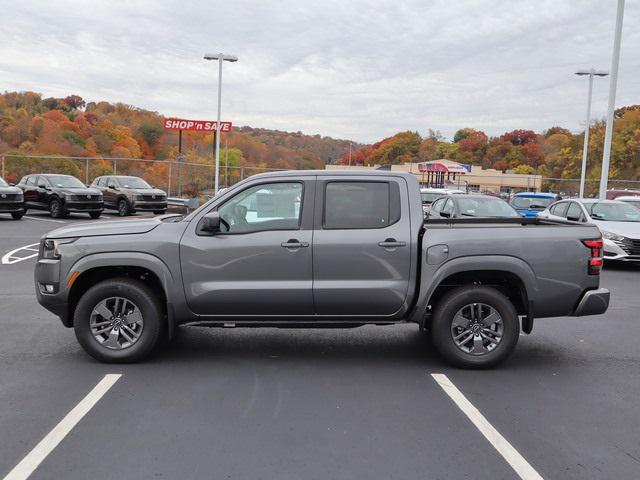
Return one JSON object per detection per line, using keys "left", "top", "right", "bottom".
{"left": 0, "top": 176, "right": 24, "bottom": 220}
{"left": 18, "top": 174, "right": 103, "bottom": 219}
{"left": 91, "top": 175, "right": 167, "bottom": 216}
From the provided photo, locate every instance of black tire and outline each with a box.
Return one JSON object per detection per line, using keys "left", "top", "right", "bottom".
{"left": 153, "top": 210, "right": 166, "bottom": 215}
{"left": 117, "top": 198, "right": 130, "bottom": 217}
{"left": 89, "top": 211, "right": 101, "bottom": 219}
{"left": 49, "top": 198, "right": 63, "bottom": 218}
{"left": 430, "top": 286, "right": 519, "bottom": 369}
{"left": 74, "top": 278, "right": 165, "bottom": 363}
{"left": 11, "top": 211, "right": 24, "bottom": 220}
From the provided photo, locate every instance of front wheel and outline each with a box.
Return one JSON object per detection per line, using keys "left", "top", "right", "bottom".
{"left": 153, "top": 210, "right": 166, "bottom": 215}
{"left": 49, "top": 198, "right": 63, "bottom": 218}
{"left": 89, "top": 211, "right": 101, "bottom": 219}
{"left": 430, "top": 286, "right": 519, "bottom": 369}
{"left": 117, "top": 199, "right": 130, "bottom": 217}
{"left": 74, "top": 278, "right": 164, "bottom": 363}
{"left": 11, "top": 211, "right": 24, "bottom": 220}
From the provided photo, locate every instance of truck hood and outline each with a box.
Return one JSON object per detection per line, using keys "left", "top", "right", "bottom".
{"left": 46, "top": 217, "right": 161, "bottom": 239}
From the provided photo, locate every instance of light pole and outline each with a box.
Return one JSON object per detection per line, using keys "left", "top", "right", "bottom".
{"left": 575, "top": 69, "right": 608, "bottom": 198}
{"left": 204, "top": 52, "right": 238, "bottom": 194}
{"left": 599, "top": 0, "right": 625, "bottom": 200}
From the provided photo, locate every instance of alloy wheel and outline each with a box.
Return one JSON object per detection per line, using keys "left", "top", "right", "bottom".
{"left": 450, "top": 303, "right": 503, "bottom": 355}
{"left": 90, "top": 297, "right": 144, "bottom": 349}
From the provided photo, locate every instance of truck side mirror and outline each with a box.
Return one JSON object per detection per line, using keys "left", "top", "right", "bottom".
{"left": 38, "top": 184, "right": 47, "bottom": 189}
{"left": 201, "top": 212, "right": 221, "bottom": 233}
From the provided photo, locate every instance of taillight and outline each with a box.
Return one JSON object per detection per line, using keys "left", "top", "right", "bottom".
{"left": 582, "top": 238, "right": 603, "bottom": 275}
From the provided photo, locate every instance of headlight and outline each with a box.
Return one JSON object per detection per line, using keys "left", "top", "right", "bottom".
{"left": 134, "top": 195, "right": 144, "bottom": 201}
{"left": 602, "top": 231, "right": 625, "bottom": 242}
{"left": 64, "top": 193, "right": 75, "bottom": 201}
{"left": 40, "top": 238, "right": 77, "bottom": 259}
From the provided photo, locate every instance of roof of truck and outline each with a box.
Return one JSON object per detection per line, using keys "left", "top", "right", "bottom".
{"left": 250, "top": 170, "right": 417, "bottom": 179}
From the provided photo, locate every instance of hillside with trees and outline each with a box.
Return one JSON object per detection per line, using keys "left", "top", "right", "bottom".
{"left": 337, "top": 109, "right": 640, "bottom": 195}
{"left": 1, "top": 91, "right": 639, "bottom": 195}
{"left": 0, "top": 91, "right": 359, "bottom": 193}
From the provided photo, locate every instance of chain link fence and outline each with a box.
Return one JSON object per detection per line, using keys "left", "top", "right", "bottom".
{"left": 1, "top": 154, "right": 639, "bottom": 199}
{"left": 0, "top": 154, "right": 286, "bottom": 198}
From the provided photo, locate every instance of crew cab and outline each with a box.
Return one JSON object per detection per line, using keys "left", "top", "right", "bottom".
{"left": 18, "top": 174, "right": 103, "bottom": 218}
{"left": 35, "top": 171, "right": 609, "bottom": 368}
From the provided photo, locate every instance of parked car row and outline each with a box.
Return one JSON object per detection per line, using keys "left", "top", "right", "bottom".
{"left": 0, "top": 174, "right": 167, "bottom": 220}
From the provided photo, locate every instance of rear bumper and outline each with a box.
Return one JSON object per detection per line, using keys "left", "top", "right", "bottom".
{"left": 572, "top": 288, "right": 610, "bottom": 316}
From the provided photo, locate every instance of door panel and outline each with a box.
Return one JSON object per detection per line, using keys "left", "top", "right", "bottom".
{"left": 312, "top": 177, "right": 412, "bottom": 316}
{"left": 180, "top": 179, "right": 315, "bottom": 316}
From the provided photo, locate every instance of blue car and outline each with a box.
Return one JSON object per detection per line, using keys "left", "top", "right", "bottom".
{"left": 510, "top": 192, "right": 562, "bottom": 217}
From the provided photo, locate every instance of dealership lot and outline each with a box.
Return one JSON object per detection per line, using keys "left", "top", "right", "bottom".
{"left": 1, "top": 212, "right": 639, "bottom": 480}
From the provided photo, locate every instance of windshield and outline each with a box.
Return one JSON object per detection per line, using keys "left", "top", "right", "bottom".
{"left": 117, "top": 177, "right": 151, "bottom": 189}
{"left": 458, "top": 197, "right": 520, "bottom": 217}
{"left": 0, "top": 177, "right": 8, "bottom": 187}
{"left": 511, "top": 196, "right": 554, "bottom": 209}
{"left": 421, "top": 192, "right": 442, "bottom": 204}
{"left": 46, "top": 175, "right": 85, "bottom": 188}
{"left": 588, "top": 202, "right": 640, "bottom": 222}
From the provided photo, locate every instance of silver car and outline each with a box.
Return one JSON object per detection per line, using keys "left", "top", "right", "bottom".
{"left": 616, "top": 195, "right": 640, "bottom": 211}
{"left": 539, "top": 198, "right": 640, "bottom": 261}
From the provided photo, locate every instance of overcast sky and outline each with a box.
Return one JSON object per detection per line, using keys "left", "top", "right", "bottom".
{"left": 1, "top": 0, "right": 638, "bottom": 143}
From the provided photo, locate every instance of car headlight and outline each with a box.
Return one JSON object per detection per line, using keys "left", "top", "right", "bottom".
{"left": 602, "top": 231, "right": 625, "bottom": 242}
{"left": 40, "top": 238, "right": 77, "bottom": 259}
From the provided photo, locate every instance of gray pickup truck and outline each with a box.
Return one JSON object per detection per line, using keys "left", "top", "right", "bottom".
{"left": 35, "top": 171, "right": 610, "bottom": 368}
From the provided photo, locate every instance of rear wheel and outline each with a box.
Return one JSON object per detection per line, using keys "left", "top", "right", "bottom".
{"left": 49, "top": 198, "right": 63, "bottom": 218}
{"left": 430, "top": 286, "right": 519, "bottom": 369}
{"left": 117, "top": 198, "right": 130, "bottom": 217}
{"left": 74, "top": 278, "right": 164, "bottom": 363}
{"left": 11, "top": 211, "right": 24, "bottom": 220}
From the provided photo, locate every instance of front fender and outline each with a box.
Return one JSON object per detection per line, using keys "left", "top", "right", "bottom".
{"left": 409, "top": 255, "right": 540, "bottom": 324}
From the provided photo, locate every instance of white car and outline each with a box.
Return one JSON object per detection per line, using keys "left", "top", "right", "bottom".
{"left": 420, "top": 188, "right": 466, "bottom": 215}
{"left": 539, "top": 198, "right": 640, "bottom": 261}
{"left": 616, "top": 195, "right": 640, "bottom": 211}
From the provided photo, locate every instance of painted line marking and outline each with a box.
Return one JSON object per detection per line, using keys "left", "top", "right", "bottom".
{"left": 431, "top": 373, "right": 543, "bottom": 480}
{"left": 1, "top": 244, "right": 40, "bottom": 265}
{"left": 23, "top": 215, "right": 65, "bottom": 224}
{"left": 3, "top": 374, "right": 121, "bottom": 480}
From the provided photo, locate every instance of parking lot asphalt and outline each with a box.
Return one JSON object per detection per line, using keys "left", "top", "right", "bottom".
{"left": 1, "top": 211, "right": 639, "bottom": 480}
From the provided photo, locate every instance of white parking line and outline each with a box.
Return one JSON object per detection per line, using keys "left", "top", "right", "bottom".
{"left": 431, "top": 373, "right": 543, "bottom": 480}
{"left": 1, "top": 244, "right": 40, "bottom": 265}
{"left": 3, "top": 374, "right": 121, "bottom": 480}
{"left": 23, "top": 215, "right": 65, "bottom": 224}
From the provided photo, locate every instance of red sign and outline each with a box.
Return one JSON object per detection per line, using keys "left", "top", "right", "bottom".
{"left": 163, "top": 118, "right": 233, "bottom": 132}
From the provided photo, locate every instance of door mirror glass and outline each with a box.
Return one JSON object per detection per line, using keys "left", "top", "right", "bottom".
{"left": 38, "top": 184, "right": 47, "bottom": 189}
{"left": 108, "top": 184, "right": 117, "bottom": 189}
{"left": 202, "top": 212, "right": 221, "bottom": 233}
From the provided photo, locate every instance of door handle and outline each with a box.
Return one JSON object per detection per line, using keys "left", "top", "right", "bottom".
{"left": 281, "top": 239, "right": 309, "bottom": 249}
{"left": 378, "top": 238, "right": 406, "bottom": 248}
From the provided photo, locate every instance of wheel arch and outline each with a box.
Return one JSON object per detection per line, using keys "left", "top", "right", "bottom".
{"left": 65, "top": 253, "right": 176, "bottom": 337}
{"left": 411, "top": 255, "right": 539, "bottom": 333}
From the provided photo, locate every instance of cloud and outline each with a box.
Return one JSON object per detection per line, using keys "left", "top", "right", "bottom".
{"left": 0, "top": 0, "right": 638, "bottom": 142}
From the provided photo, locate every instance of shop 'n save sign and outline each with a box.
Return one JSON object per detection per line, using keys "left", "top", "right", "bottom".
{"left": 163, "top": 118, "right": 233, "bottom": 132}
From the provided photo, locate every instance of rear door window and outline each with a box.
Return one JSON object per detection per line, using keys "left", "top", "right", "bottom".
{"left": 324, "top": 181, "right": 397, "bottom": 229}
{"left": 549, "top": 202, "right": 569, "bottom": 217}
{"left": 565, "top": 202, "right": 584, "bottom": 221}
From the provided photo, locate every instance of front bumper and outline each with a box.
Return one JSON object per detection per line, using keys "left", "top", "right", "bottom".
{"left": 0, "top": 201, "right": 24, "bottom": 213}
{"left": 35, "top": 257, "right": 73, "bottom": 327}
{"left": 603, "top": 238, "right": 640, "bottom": 261}
{"left": 132, "top": 200, "right": 167, "bottom": 212}
{"left": 64, "top": 201, "right": 103, "bottom": 213}
{"left": 572, "top": 288, "right": 610, "bottom": 316}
